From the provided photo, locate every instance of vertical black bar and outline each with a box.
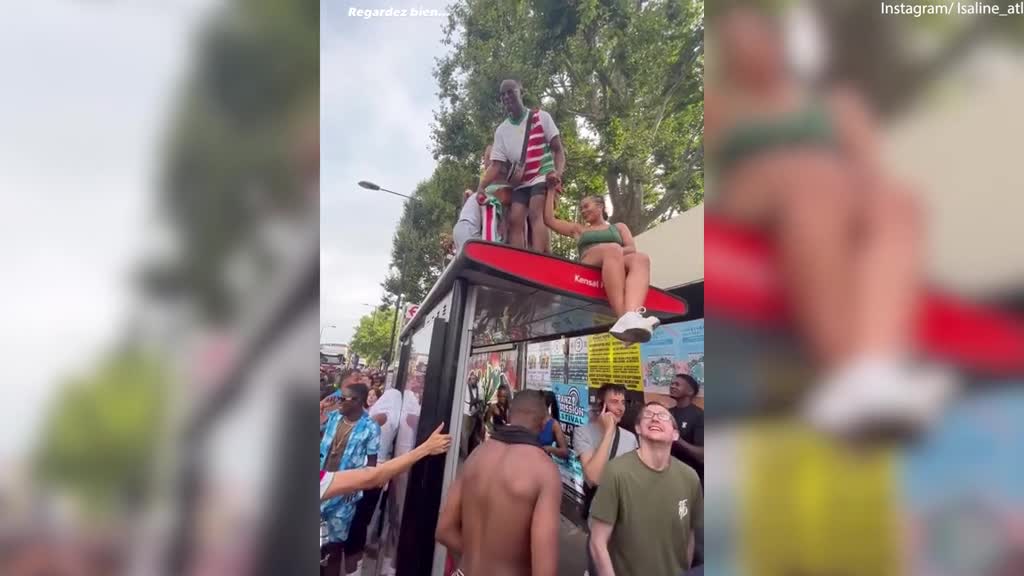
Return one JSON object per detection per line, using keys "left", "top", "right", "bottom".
{"left": 256, "top": 385, "right": 321, "bottom": 575}
{"left": 395, "top": 280, "right": 467, "bottom": 576}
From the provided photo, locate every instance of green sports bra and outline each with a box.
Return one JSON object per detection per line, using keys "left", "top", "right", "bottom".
{"left": 714, "top": 99, "right": 837, "bottom": 174}
{"left": 577, "top": 223, "right": 623, "bottom": 256}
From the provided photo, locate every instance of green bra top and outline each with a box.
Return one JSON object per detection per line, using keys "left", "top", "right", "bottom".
{"left": 714, "top": 99, "right": 837, "bottom": 175}
{"left": 577, "top": 223, "right": 623, "bottom": 256}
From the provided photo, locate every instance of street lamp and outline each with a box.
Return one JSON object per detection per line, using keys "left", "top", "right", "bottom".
{"left": 320, "top": 324, "right": 336, "bottom": 342}
{"left": 359, "top": 179, "right": 414, "bottom": 371}
{"left": 358, "top": 180, "right": 416, "bottom": 201}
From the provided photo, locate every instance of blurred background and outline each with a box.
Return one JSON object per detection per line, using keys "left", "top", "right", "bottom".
{"left": 705, "top": 1, "right": 1024, "bottom": 576}
{"left": 0, "top": 1, "right": 319, "bottom": 575}
{"left": 3, "top": 0, "right": 1024, "bottom": 575}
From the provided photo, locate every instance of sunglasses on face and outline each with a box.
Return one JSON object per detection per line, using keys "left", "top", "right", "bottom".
{"left": 641, "top": 411, "right": 673, "bottom": 422}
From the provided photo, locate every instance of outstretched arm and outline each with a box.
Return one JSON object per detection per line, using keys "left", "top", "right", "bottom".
{"left": 322, "top": 424, "right": 450, "bottom": 499}
{"left": 543, "top": 186, "right": 580, "bottom": 238}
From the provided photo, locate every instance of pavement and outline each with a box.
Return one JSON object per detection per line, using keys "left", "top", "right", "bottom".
{"left": 557, "top": 515, "right": 589, "bottom": 576}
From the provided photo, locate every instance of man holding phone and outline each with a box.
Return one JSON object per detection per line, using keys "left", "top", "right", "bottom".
{"left": 573, "top": 384, "right": 638, "bottom": 575}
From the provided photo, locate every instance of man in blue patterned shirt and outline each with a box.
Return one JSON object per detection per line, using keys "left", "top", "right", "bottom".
{"left": 320, "top": 383, "right": 381, "bottom": 576}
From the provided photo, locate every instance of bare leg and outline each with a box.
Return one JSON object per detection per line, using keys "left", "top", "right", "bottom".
{"left": 774, "top": 171, "right": 856, "bottom": 369}
{"left": 623, "top": 252, "right": 651, "bottom": 311}
{"left": 507, "top": 202, "right": 528, "bottom": 249}
{"left": 581, "top": 244, "right": 626, "bottom": 316}
{"left": 528, "top": 194, "right": 550, "bottom": 253}
{"left": 854, "top": 181, "right": 921, "bottom": 356}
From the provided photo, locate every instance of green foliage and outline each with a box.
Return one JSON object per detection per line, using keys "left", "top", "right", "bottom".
{"left": 350, "top": 306, "right": 401, "bottom": 366}
{"left": 159, "top": 0, "right": 318, "bottom": 321}
{"left": 387, "top": 0, "right": 704, "bottom": 303}
{"left": 708, "top": 0, "right": 1023, "bottom": 118}
{"left": 433, "top": 0, "right": 704, "bottom": 230}
{"left": 382, "top": 160, "right": 478, "bottom": 304}
{"left": 34, "top": 351, "right": 168, "bottom": 518}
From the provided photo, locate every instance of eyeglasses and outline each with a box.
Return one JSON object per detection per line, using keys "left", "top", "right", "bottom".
{"left": 641, "top": 411, "right": 673, "bottom": 422}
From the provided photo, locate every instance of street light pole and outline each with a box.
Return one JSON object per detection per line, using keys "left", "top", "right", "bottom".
{"left": 358, "top": 181, "right": 417, "bottom": 201}
{"left": 358, "top": 179, "right": 416, "bottom": 371}
{"left": 320, "top": 324, "right": 336, "bottom": 342}
{"left": 385, "top": 294, "right": 401, "bottom": 371}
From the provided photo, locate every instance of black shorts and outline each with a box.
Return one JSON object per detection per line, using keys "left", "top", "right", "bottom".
{"left": 342, "top": 487, "right": 382, "bottom": 554}
{"left": 511, "top": 182, "right": 547, "bottom": 205}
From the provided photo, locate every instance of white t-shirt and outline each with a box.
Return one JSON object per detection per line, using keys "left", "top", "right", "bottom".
{"left": 490, "top": 109, "right": 560, "bottom": 190}
{"left": 369, "top": 389, "right": 402, "bottom": 462}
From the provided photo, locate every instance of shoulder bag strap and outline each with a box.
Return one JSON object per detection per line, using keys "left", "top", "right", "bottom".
{"left": 518, "top": 108, "right": 536, "bottom": 165}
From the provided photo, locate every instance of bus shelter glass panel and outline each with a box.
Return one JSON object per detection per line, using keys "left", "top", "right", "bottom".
{"left": 377, "top": 318, "right": 435, "bottom": 576}
{"left": 471, "top": 284, "right": 618, "bottom": 347}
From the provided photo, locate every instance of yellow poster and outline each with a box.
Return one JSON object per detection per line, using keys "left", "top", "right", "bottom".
{"left": 740, "top": 423, "right": 900, "bottom": 576}
{"left": 588, "top": 334, "right": 643, "bottom": 391}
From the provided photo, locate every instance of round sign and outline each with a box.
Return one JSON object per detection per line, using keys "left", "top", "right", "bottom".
{"left": 406, "top": 304, "right": 420, "bottom": 319}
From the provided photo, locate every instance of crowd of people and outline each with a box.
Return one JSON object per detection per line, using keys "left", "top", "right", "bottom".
{"left": 449, "top": 78, "right": 662, "bottom": 345}
{"left": 319, "top": 367, "right": 451, "bottom": 576}
{"left": 319, "top": 362, "right": 703, "bottom": 576}
{"left": 437, "top": 375, "right": 704, "bottom": 576}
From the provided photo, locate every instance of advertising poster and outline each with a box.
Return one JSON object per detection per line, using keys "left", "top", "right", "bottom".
{"left": 586, "top": 333, "right": 643, "bottom": 391}
{"left": 554, "top": 452, "right": 585, "bottom": 499}
{"left": 525, "top": 340, "right": 554, "bottom": 391}
{"left": 567, "top": 336, "right": 588, "bottom": 388}
{"left": 555, "top": 380, "right": 589, "bottom": 427}
{"left": 902, "top": 387, "right": 1024, "bottom": 576}
{"left": 640, "top": 319, "right": 704, "bottom": 396}
{"left": 466, "top": 349, "right": 519, "bottom": 396}
{"left": 549, "top": 339, "right": 566, "bottom": 386}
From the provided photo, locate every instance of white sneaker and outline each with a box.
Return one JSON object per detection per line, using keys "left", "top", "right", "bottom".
{"left": 609, "top": 308, "right": 654, "bottom": 343}
{"left": 803, "top": 357, "right": 955, "bottom": 442}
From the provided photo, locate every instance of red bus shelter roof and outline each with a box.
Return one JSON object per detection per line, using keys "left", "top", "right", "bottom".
{"left": 705, "top": 216, "right": 1024, "bottom": 375}
{"left": 400, "top": 241, "right": 689, "bottom": 346}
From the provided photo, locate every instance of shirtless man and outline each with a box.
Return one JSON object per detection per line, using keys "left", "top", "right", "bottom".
{"left": 436, "top": 390, "right": 562, "bottom": 576}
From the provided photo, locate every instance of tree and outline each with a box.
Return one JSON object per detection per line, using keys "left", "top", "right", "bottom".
{"left": 382, "top": 160, "right": 477, "bottom": 305}
{"left": 350, "top": 307, "right": 401, "bottom": 366}
{"left": 34, "top": 351, "right": 168, "bottom": 519}
{"left": 432, "top": 0, "right": 705, "bottom": 231}
{"left": 154, "top": 0, "right": 318, "bottom": 322}
{"left": 385, "top": 0, "right": 705, "bottom": 304}
{"left": 708, "top": 0, "right": 1023, "bottom": 119}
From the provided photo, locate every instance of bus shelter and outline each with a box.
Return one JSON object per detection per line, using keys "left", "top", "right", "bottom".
{"left": 703, "top": 215, "right": 1024, "bottom": 576}
{"left": 375, "top": 240, "right": 690, "bottom": 576}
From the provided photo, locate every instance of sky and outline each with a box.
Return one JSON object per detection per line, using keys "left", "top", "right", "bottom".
{"left": 0, "top": 1, "right": 217, "bottom": 459}
{"left": 320, "top": 1, "right": 453, "bottom": 345}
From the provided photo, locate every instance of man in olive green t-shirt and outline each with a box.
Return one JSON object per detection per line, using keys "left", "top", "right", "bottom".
{"left": 589, "top": 401, "right": 703, "bottom": 576}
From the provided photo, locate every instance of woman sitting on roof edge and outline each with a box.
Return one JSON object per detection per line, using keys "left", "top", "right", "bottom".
{"left": 543, "top": 186, "right": 659, "bottom": 343}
